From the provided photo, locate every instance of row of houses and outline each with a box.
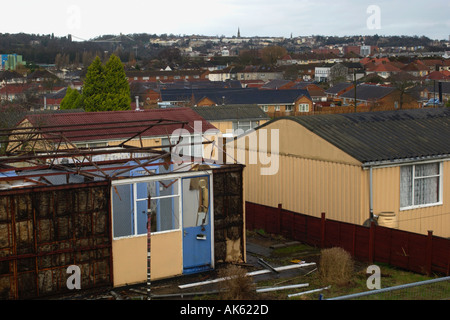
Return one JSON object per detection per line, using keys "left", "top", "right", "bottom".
{"left": 2, "top": 74, "right": 447, "bottom": 120}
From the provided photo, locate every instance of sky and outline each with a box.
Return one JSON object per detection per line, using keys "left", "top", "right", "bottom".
{"left": 3, "top": 0, "right": 450, "bottom": 41}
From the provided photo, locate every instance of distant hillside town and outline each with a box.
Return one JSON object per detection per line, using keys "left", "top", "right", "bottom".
{"left": 0, "top": 31, "right": 449, "bottom": 121}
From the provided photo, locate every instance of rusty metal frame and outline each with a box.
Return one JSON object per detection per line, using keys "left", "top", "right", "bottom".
{"left": 0, "top": 114, "right": 234, "bottom": 299}
{"left": 0, "top": 116, "right": 220, "bottom": 191}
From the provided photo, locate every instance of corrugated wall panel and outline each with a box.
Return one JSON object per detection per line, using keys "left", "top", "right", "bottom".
{"left": 243, "top": 154, "right": 367, "bottom": 226}
{"left": 372, "top": 161, "right": 450, "bottom": 238}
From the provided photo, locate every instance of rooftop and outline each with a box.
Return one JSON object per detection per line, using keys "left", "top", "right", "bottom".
{"left": 192, "top": 104, "right": 270, "bottom": 122}
{"left": 160, "top": 88, "right": 312, "bottom": 105}
{"left": 23, "top": 107, "right": 218, "bottom": 143}
{"left": 291, "top": 108, "right": 450, "bottom": 165}
{"left": 340, "top": 84, "right": 395, "bottom": 101}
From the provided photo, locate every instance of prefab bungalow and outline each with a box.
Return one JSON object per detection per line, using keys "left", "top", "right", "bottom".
{"left": 0, "top": 158, "right": 245, "bottom": 299}
{"left": 231, "top": 108, "right": 450, "bottom": 238}
{"left": 7, "top": 107, "right": 220, "bottom": 161}
{"left": 0, "top": 110, "right": 245, "bottom": 299}
{"left": 191, "top": 104, "right": 270, "bottom": 136}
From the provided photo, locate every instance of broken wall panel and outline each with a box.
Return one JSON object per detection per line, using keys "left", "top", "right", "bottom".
{"left": 0, "top": 183, "right": 112, "bottom": 300}
{"left": 212, "top": 165, "right": 245, "bottom": 265}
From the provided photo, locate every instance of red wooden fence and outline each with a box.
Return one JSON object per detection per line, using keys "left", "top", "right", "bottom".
{"left": 245, "top": 202, "right": 450, "bottom": 276}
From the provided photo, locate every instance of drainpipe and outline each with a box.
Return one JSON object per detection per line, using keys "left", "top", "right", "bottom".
{"left": 369, "top": 166, "right": 374, "bottom": 221}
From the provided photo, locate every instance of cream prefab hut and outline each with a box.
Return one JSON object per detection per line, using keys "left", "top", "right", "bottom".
{"left": 233, "top": 108, "right": 450, "bottom": 238}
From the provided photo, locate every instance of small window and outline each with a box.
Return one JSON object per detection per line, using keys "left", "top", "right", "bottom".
{"left": 285, "top": 105, "right": 293, "bottom": 112}
{"left": 233, "top": 121, "right": 252, "bottom": 132}
{"left": 298, "top": 103, "right": 310, "bottom": 112}
{"left": 400, "top": 162, "right": 442, "bottom": 209}
{"left": 112, "top": 179, "right": 181, "bottom": 238}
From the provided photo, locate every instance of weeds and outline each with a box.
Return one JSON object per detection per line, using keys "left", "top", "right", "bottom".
{"left": 217, "top": 264, "right": 256, "bottom": 300}
{"left": 319, "top": 247, "right": 354, "bottom": 286}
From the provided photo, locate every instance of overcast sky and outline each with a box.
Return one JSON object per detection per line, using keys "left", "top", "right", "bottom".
{"left": 3, "top": 0, "right": 450, "bottom": 40}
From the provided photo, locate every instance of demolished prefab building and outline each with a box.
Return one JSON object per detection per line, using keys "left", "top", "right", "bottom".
{"left": 0, "top": 112, "right": 245, "bottom": 299}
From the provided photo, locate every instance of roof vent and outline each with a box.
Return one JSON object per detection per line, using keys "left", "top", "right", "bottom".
{"left": 135, "top": 96, "right": 141, "bottom": 111}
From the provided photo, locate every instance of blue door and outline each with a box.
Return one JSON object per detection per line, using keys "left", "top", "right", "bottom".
{"left": 182, "top": 175, "right": 212, "bottom": 274}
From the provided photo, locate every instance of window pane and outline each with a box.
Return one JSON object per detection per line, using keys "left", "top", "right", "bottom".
{"left": 183, "top": 176, "right": 210, "bottom": 228}
{"left": 400, "top": 166, "right": 412, "bottom": 207}
{"left": 112, "top": 184, "right": 134, "bottom": 237}
{"left": 415, "top": 163, "right": 439, "bottom": 177}
{"left": 414, "top": 176, "right": 439, "bottom": 205}
{"left": 150, "top": 179, "right": 180, "bottom": 233}
{"left": 149, "top": 197, "right": 180, "bottom": 233}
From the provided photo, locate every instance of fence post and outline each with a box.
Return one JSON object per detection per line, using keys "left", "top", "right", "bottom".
{"left": 426, "top": 230, "right": 433, "bottom": 275}
{"left": 352, "top": 224, "right": 356, "bottom": 257}
{"left": 321, "top": 212, "right": 326, "bottom": 248}
{"left": 277, "top": 204, "right": 282, "bottom": 235}
{"left": 369, "top": 221, "right": 375, "bottom": 264}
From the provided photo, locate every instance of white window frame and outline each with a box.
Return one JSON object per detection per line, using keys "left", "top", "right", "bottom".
{"left": 400, "top": 162, "right": 443, "bottom": 211}
{"left": 111, "top": 170, "right": 213, "bottom": 240}
{"left": 298, "top": 103, "right": 310, "bottom": 112}
{"left": 111, "top": 178, "right": 181, "bottom": 239}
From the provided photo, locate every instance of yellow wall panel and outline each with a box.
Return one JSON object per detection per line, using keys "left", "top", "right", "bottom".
{"left": 112, "top": 231, "right": 183, "bottom": 287}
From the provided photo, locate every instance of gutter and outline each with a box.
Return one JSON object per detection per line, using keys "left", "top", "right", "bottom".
{"left": 362, "top": 154, "right": 450, "bottom": 169}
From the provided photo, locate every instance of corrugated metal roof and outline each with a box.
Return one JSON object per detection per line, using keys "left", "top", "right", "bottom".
{"left": 25, "top": 107, "right": 217, "bottom": 142}
{"left": 268, "top": 108, "right": 450, "bottom": 164}
{"left": 325, "top": 82, "right": 354, "bottom": 95}
{"left": 160, "top": 88, "right": 311, "bottom": 105}
{"left": 192, "top": 105, "right": 270, "bottom": 122}
{"left": 340, "top": 84, "right": 395, "bottom": 101}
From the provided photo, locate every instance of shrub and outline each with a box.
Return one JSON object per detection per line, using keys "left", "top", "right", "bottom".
{"left": 217, "top": 265, "right": 256, "bottom": 300}
{"left": 319, "top": 247, "right": 354, "bottom": 286}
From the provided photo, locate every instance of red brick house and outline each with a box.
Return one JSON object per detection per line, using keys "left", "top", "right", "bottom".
{"left": 126, "top": 70, "right": 209, "bottom": 83}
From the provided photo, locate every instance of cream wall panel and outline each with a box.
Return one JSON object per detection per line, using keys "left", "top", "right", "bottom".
{"left": 244, "top": 153, "right": 367, "bottom": 225}
{"left": 112, "top": 231, "right": 183, "bottom": 287}
{"left": 372, "top": 162, "right": 450, "bottom": 237}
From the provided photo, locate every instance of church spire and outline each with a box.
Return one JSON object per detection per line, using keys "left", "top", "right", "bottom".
{"left": 237, "top": 27, "right": 241, "bottom": 38}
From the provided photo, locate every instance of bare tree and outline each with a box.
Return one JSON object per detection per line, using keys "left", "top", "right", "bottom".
{"left": 389, "top": 71, "right": 418, "bottom": 110}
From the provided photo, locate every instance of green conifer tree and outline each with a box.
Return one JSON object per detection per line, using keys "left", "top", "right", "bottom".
{"left": 60, "top": 87, "right": 82, "bottom": 110}
{"left": 103, "top": 54, "right": 131, "bottom": 111}
{"left": 81, "top": 56, "right": 106, "bottom": 112}
{"left": 80, "top": 54, "right": 131, "bottom": 112}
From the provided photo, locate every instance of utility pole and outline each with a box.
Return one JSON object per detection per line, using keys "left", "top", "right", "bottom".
{"left": 147, "top": 194, "right": 152, "bottom": 300}
{"left": 353, "top": 70, "right": 357, "bottom": 112}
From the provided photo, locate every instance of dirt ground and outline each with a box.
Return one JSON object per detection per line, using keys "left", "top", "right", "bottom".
{"left": 44, "top": 231, "right": 321, "bottom": 300}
